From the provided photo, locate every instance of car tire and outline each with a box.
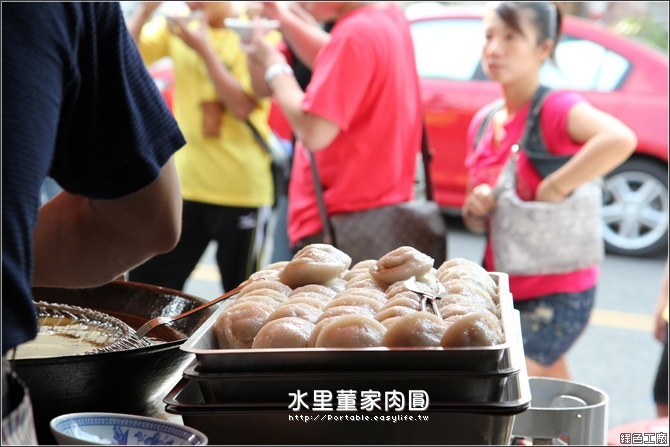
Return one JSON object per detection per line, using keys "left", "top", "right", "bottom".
{"left": 601, "top": 157, "right": 668, "bottom": 257}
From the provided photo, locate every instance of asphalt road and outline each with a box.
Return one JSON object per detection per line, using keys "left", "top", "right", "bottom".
{"left": 181, "top": 215, "right": 668, "bottom": 435}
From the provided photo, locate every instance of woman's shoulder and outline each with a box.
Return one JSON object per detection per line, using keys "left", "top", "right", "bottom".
{"left": 544, "top": 89, "right": 587, "bottom": 113}
{"left": 470, "top": 99, "right": 504, "bottom": 133}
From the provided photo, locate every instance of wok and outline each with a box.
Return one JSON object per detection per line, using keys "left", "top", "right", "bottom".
{"left": 13, "top": 280, "right": 216, "bottom": 445}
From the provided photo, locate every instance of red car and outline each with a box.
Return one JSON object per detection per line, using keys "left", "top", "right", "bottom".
{"left": 149, "top": 6, "right": 668, "bottom": 257}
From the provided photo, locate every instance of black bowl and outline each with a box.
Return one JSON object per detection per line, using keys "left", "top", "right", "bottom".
{"left": 14, "top": 281, "right": 216, "bottom": 445}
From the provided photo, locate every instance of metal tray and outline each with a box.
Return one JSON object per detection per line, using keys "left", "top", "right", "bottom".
{"left": 183, "top": 308, "right": 525, "bottom": 407}
{"left": 164, "top": 370, "right": 531, "bottom": 445}
{"left": 184, "top": 366, "right": 517, "bottom": 405}
{"left": 181, "top": 272, "right": 517, "bottom": 374}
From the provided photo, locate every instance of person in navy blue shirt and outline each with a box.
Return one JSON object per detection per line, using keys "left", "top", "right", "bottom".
{"left": 2, "top": 3, "right": 185, "bottom": 443}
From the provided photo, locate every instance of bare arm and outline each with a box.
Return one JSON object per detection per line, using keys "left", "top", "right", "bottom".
{"left": 263, "top": 2, "right": 330, "bottom": 70}
{"left": 268, "top": 70, "right": 339, "bottom": 150}
{"left": 127, "top": 2, "right": 161, "bottom": 43}
{"left": 170, "top": 16, "right": 257, "bottom": 120}
{"left": 32, "top": 157, "right": 182, "bottom": 288}
{"left": 536, "top": 102, "right": 637, "bottom": 201}
{"left": 243, "top": 20, "right": 339, "bottom": 150}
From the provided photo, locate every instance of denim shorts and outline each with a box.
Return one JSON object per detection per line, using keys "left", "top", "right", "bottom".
{"left": 514, "top": 288, "right": 596, "bottom": 366}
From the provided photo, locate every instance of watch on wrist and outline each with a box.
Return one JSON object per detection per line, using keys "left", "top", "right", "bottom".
{"left": 264, "top": 63, "right": 294, "bottom": 85}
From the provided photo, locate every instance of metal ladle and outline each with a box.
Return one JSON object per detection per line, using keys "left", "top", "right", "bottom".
{"left": 403, "top": 276, "right": 447, "bottom": 320}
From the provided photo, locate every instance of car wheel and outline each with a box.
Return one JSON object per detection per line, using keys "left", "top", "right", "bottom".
{"left": 601, "top": 157, "right": 668, "bottom": 257}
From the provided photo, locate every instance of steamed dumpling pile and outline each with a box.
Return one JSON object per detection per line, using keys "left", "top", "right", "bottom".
{"left": 212, "top": 245, "right": 505, "bottom": 350}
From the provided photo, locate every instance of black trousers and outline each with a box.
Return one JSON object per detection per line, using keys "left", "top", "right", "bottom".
{"left": 129, "top": 200, "right": 260, "bottom": 293}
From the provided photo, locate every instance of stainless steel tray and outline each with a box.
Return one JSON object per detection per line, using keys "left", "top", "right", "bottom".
{"left": 164, "top": 370, "right": 530, "bottom": 445}
{"left": 181, "top": 273, "right": 516, "bottom": 373}
{"left": 184, "top": 366, "right": 517, "bottom": 405}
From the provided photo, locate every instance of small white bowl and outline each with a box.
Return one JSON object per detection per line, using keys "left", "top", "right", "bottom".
{"left": 50, "top": 412, "right": 208, "bottom": 445}
{"left": 224, "top": 18, "right": 280, "bottom": 42}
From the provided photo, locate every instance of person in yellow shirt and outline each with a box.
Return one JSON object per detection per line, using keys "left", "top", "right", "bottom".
{"left": 126, "top": 2, "right": 275, "bottom": 292}
{"left": 653, "top": 257, "right": 669, "bottom": 417}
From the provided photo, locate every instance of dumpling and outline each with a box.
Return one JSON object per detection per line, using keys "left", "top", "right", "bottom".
{"left": 323, "top": 296, "right": 384, "bottom": 315}
{"left": 228, "top": 293, "right": 282, "bottom": 309}
{"left": 315, "top": 315, "right": 387, "bottom": 348}
{"left": 251, "top": 317, "right": 315, "bottom": 349}
{"left": 279, "top": 244, "right": 351, "bottom": 288}
{"left": 441, "top": 280, "right": 497, "bottom": 315}
{"left": 231, "top": 288, "right": 290, "bottom": 308}
{"left": 266, "top": 302, "right": 323, "bottom": 324}
{"left": 213, "top": 301, "right": 274, "bottom": 349}
{"left": 374, "top": 305, "right": 417, "bottom": 322}
{"left": 439, "top": 302, "right": 493, "bottom": 321}
{"left": 289, "top": 284, "right": 337, "bottom": 300}
{"left": 308, "top": 316, "right": 337, "bottom": 348}
{"left": 381, "top": 312, "right": 447, "bottom": 348}
{"left": 282, "top": 296, "right": 328, "bottom": 310}
{"left": 380, "top": 293, "right": 422, "bottom": 311}
{"left": 342, "top": 260, "right": 378, "bottom": 281}
{"left": 440, "top": 312, "right": 504, "bottom": 347}
{"left": 438, "top": 266, "right": 498, "bottom": 302}
{"left": 344, "top": 275, "right": 387, "bottom": 293}
{"left": 369, "top": 246, "right": 434, "bottom": 285}
{"left": 320, "top": 277, "right": 347, "bottom": 293}
{"left": 237, "top": 279, "right": 292, "bottom": 297}
{"left": 316, "top": 305, "right": 375, "bottom": 323}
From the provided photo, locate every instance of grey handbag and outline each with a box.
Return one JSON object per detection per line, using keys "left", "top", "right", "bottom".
{"left": 487, "top": 88, "right": 604, "bottom": 275}
{"left": 491, "top": 145, "right": 604, "bottom": 275}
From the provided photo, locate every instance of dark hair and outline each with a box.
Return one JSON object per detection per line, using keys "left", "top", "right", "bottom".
{"left": 493, "top": 2, "right": 563, "bottom": 62}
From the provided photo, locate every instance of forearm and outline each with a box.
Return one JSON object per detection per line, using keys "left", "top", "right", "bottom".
{"left": 548, "top": 131, "right": 636, "bottom": 195}
{"left": 200, "top": 45, "right": 257, "bottom": 120}
{"left": 277, "top": 9, "right": 330, "bottom": 69}
{"left": 127, "top": 6, "right": 153, "bottom": 43}
{"left": 248, "top": 58, "right": 273, "bottom": 98}
{"left": 267, "top": 72, "right": 309, "bottom": 141}
{"left": 33, "top": 159, "right": 182, "bottom": 287}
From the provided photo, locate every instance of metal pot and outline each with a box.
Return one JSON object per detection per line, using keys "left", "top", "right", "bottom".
{"left": 12, "top": 280, "right": 216, "bottom": 445}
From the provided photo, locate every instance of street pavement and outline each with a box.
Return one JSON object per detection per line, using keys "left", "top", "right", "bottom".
{"left": 181, "top": 216, "right": 668, "bottom": 435}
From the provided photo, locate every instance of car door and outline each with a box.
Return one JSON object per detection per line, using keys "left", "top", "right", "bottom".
{"left": 411, "top": 16, "right": 496, "bottom": 211}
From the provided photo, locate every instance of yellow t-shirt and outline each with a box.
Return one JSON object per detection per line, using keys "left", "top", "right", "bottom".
{"left": 138, "top": 18, "right": 274, "bottom": 207}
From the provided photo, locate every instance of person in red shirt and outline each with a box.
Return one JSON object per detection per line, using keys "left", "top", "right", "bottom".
{"left": 242, "top": 2, "right": 423, "bottom": 251}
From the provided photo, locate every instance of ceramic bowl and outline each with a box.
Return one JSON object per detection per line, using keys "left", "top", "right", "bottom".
{"left": 50, "top": 412, "right": 208, "bottom": 445}
{"left": 224, "top": 18, "right": 279, "bottom": 42}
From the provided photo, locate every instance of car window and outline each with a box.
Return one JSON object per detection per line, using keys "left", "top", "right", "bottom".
{"left": 541, "top": 36, "right": 631, "bottom": 91}
{"left": 411, "top": 18, "right": 484, "bottom": 81}
{"left": 411, "top": 17, "right": 631, "bottom": 91}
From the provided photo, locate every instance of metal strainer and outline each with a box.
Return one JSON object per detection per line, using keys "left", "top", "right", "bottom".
{"left": 32, "top": 301, "right": 152, "bottom": 355}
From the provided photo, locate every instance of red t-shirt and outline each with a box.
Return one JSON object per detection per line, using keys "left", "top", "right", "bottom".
{"left": 465, "top": 90, "right": 599, "bottom": 300}
{"left": 287, "top": 3, "right": 422, "bottom": 245}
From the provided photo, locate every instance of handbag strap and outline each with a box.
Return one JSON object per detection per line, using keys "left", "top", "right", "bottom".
{"left": 246, "top": 119, "right": 271, "bottom": 154}
{"left": 308, "top": 120, "right": 434, "bottom": 244}
{"left": 517, "top": 85, "right": 551, "bottom": 157}
{"left": 308, "top": 150, "right": 335, "bottom": 245}
{"left": 474, "top": 86, "right": 560, "bottom": 179}
{"left": 492, "top": 86, "right": 555, "bottom": 197}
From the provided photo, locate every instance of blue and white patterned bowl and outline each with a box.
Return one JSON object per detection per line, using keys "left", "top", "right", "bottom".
{"left": 50, "top": 412, "right": 208, "bottom": 445}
